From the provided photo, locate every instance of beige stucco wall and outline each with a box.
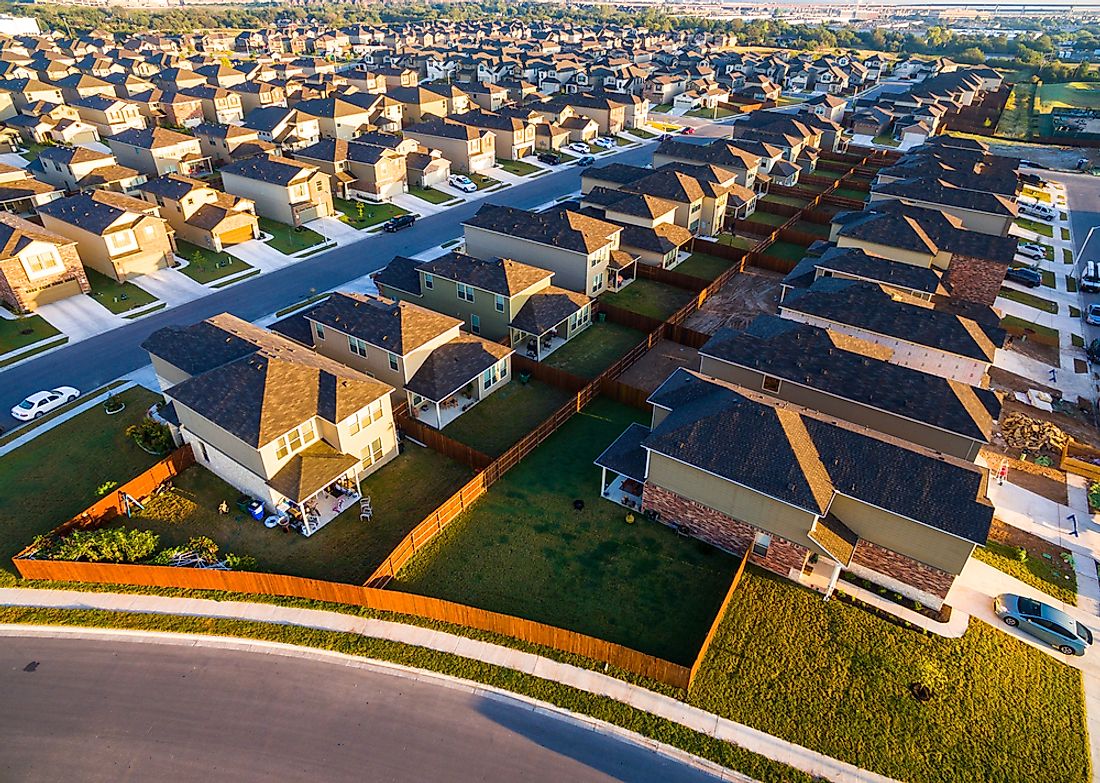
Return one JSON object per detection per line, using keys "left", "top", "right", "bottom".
{"left": 38, "top": 212, "right": 172, "bottom": 281}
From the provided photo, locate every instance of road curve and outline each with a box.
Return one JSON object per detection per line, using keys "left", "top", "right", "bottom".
{"left": 0, "top": 634, "right": 725, "bottom": 783}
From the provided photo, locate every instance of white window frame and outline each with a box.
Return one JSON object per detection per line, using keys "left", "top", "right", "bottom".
{"left": 387, "top": 351, "right": 399, "bottom": 371}
{"left": 423, "top": 272, "right": 434, "bottom": 289}
{"left": 457, "top": 282, "right": 475, "bottom": 302}
{"left": 494, "top": 294, "right": 505, "bottom": 313}
{"left": 349, "top": 335, "right": 368, "bottom": 358}
{"left": 751, "top": 532, "right": 771, "bottom": 558}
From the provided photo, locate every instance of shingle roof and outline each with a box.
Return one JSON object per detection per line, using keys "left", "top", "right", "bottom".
{"left": 37, "top": 190, "right": 150, "bottom": 233}
{"left": 109, "top": 126, "right": 195, "bottom": 150}
{"left": 417, "top": 251, "right": 552, "bottom": 296}
{"left": 464, "top": 204, "right": 620, "bottom": 254}
{"left": 405, "top": 334, "right": 512, "bottom": 401}
{"left": 510, "top": 286, "right": 589, "bottom": 334}
{"left": 593, "top": 421, "right": 649, "bottom": 483}
{"left": 267, "top": 440, "right": 359, "bottom": 503}
{"left": 797, "top": 245, "right": 944, "bottom": 295}
{"left": 222, "top": 154, "right": 314, "bottom": 186}
{"left": 0, "top": 211, "right": 74, "bottom": 259}
{"left": 372, "top": 255, "right": 422, "bottom": 296}
{"left": 306, "top": 292, "right": 460, "bottom": 355}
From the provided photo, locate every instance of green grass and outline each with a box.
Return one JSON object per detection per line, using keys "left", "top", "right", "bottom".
{"left": 1067, "top": 276, "right": 1078, "bottom": 293}
{"left": 395, "top": 398, "right": 740, "bottom": 664}
{"left": 714, "top": 233, "right": 758, "bottom": 250}
{"left": 333, "top": 199, "right": 408, "bottom": 230}
{"left": 628, "top": 127, "right": 656, "bottom": 139}
{"left": 833, "top": 187, "right": 870, "bottom": 201}
{"left": 686, "top": 106, "right": 738, "bottom": 119}
{"left": 275, "top": 292, "right": 329, "bottom": 317}
{"left": 0, "top": 605, "right": 814, "bottom": 783}
{"left": 760, "top": 194, "right": 809, "bottom": 208}
{"left": 0, "top": 386, "right": 163, "bottom": 579}
{"left": 442, "top": 379, "right": 571, "bottom": 457}
{"left": 675, "top": 252, "right": 734, "bottom": 281}
{"left": 408, "top": 185, "right": 452, "bottom": 204}
{"left": 1016, "top": 218, "right": 1054, "bottom": 238}
{"left": 599, "top": 278, "right": 695, "bottom": 321}
{"left": 871, "top": 132, "right": 901, "bottom": 147}
{"left": 83, "top": 268, "right": 158, "bottom": 314}
{"left": 998, "top": 287, "right": 1059, "bottom": 314}
{"left": 110, "top": 443, "right": 472, "bottom": 584}
{"left": 1073, "top": 333, "right": 1085, "bottom": 347}
{"left": 175, "top": 240, "right": 253, "bottom": 285}
{"left": 744, "top": 211, "right": 787, "bottom": 227}
{"left": 496, "top": 158, "right": 540, "bottom": 177}
{"left": 792, "top": 220, "right": 832, "bottom": 238}
{"left": 688, "top": 567, "right": 1090, "bottom": 783}
{"left": 763, "top": 241, "right": 810, "bottom": 263}
{"left": 996, "top": 81, "right": 1036, "bottom": 139}
{"left": 469, "top": 173, "right": 499, "bottom": 190}
{"left": 1062, "top": 227, "right": 1071, "bottom": 241}
{"left": 258, "top": 217, "right": 325, "bottom": 254}
{"left": 1036, "top": 81, "right": 1100, "bottom": 112}
{"left": 0, "top": 380, "right": 127, "bottom": 449}
{"left": 0, "top": 312, "right": 60, "bottom": 354}
{"left": 1001, "top": 315, "right": 1059, "bottom": 345}
{"left": 973, "top": 542, "right": 1078, "bottom": 605}
{"left": 0, "top": 334, "right": 66, "bottom": 367}
{"left": 1064, "top": 248, "right": 1074, "bottom": 264}
{"left": 542, "top": 321, "right": 645, "bottom": 379}
{"left": 18, "top": 141, "right": 49, "bottom": 162}
{"left": 651, "top": 103, "right": 673, "bottom": 113}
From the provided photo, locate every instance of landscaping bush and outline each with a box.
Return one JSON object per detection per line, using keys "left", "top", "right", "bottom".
{"left": 149, "top": 535, "right": 256, "bottom": 570}
{"left": 34, "top": 528, "right": 159, "bottom": 563}
{"left": 126, "top": 420, "right": 173, "bottom": 455}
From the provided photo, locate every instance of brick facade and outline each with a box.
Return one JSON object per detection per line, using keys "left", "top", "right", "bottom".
{"left": 642, "top": 482, "right": 810, "bottom": 579}
{"left": 849, "top": 539, "right": 955, "bottom": 609}
{"left": 945, "top": 252, "right": 1007, "bottom": 307}
{"left": 0, "top": 241, "right": 89, "bottom": 313}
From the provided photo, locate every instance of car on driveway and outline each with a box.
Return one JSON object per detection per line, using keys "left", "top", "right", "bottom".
{"left": 574, "top": 155, "right": 596, "bottom": 167}
{"left": 11, "top": 386, "right": 79, "bottom": 421}
{"left": 448, "top": 174, "right": 477, "bottom": 193}
{"left": 593, "top": 137, "right": 615, "bottom": 149}
{"left": 994, "top": 593, "right": 1092, "bottom": 656}
{"left": 680, "top": 126, "right": 696, "bottom": 135}
{"left": 566, "top": 142, "right": 591, "bottom": 154}
{"left": 1087, "top": 303, "right": 1100, "bottom": 326}
{"left": 1005, "top": 266, "right": 1042, "bottom": 288}
{"left": 382, "top": 214, "right": 416, "bottom": 233}
{"left": 1017, "top": 243, "right": 1046, "bottom": 262}
{"left": 537, "top": 152, "right": 560, "bottom": 165}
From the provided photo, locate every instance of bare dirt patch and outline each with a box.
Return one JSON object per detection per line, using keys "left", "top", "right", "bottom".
{"left": 685, "top": 267, "right": 783, "bottom": 334}
{"left": 616, "top": 339, "right": 699, "bottom": 393}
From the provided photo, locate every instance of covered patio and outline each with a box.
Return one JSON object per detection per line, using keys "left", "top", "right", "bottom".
{"left": 510, "top": 287, "right": 593, "bottom": 362}
{"left": 407, "top": 334, "right": 513, "bottom": 430}
{"left": 608, "top": 249, "right": 637, "bottom": 292}
{"left": 268, "top": 441, "right": 363, "bottom": 536}
{"left": 594, "top": 422, "right": 651, "bottom": 512}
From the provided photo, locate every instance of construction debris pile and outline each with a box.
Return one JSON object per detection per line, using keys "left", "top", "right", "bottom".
{"left": 1000, "top": 413, "right": 1069, "bottom": 453}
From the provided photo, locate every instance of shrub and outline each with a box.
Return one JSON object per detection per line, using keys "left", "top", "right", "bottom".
{"left": 95, "top": 480, "right": 118, "bottom": 496}
{"left": 126, "top": 419, "right": 173, "bottom": 455}
{"left": 46, "top": 528, "right": 159, "bottom": 563}
{"left": 1013, "top": 546, "right": 1028, "bottom": 563}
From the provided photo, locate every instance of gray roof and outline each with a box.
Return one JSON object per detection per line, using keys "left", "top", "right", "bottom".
{"left": 510, "top": 286, "right": 589, "bottom": 334}
{"left": 593, "top": 422, "right": 650, "bottom": 483}
{"left": 306, "top": 292, "right": 460, "bottom": 355}
{"left": 405, "top": 334, "right": 512, "bottom": 401}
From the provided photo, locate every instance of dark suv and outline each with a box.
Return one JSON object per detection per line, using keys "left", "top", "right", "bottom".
{"left": 383, "top": 214, "right": 416, "bottom": 233}
{"left": 537, "top": 152, "right": 560, "bottom": 165}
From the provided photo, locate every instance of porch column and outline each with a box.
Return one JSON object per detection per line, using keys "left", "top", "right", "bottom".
{"left": 600, "top": 466, "right": 607, "bottom": 497}
{"left": 823, "top": 561, "right": 842, "bottom": 602}
{"left": 536, "top": 335, "right": 542, "bottom": 362}
{"left": 434, "top": 400, "right": 442, "bottom": 429}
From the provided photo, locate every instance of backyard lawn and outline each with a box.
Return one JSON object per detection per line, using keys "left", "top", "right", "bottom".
{"left": 408, "top": 185, "right": 452, "bottom": 204}
{"left": 792, "top": 220, "right": 832, "bottom": 238}
{"left": 0, "top": 386, "right": 163, "bottom": 582}
{"left": 833, "top": 188, "right": 870, "bottom": 202}
{"left": 543, "top": 322, "right": 645, "bottom": 378}
{"left": 0, "top": 313, "right": 60, "bottom": 354}
{"left": 762, "top": 241, "right": 810, "bottom": 263}
{"left": 176, "top": 240, "right": 253, "bottom": 285}
{"left": 1036, "top": 81, "right": 1100, "bottom": 112}
{"left": 714, "top": 234, "right": 759, "bottom": 250}
{"left": 675, "top": 252, "right": 734, "bottom": 281}
{"left": 110, "top": 442, "right": 472, "bottom": 585}
{"left": 761, "top": 194, "right": 809, "bottom": 208}
{"left": 84, "top": 268, "right": 158, "bottom": 315}
{"left": 998, "top": 287, "right": 1059, "bottom": 314}
{"left": 744, "top": 211, "right": 787, "bottom": 227}
{"left": 497, "top": 158, "right": 541, "bottom": 177}
{"left": 394, "top": 398, "right": 740, "bottom": 663}
{"left": 442, "top": 379, "right": 571, "bottom": 457}
{"left": 600, "top": 279, "right": 695, "bottom": 320}
{"left": 689, "top": 567, "right": 1090, "bottom": 783}
{"left": 259, "top": 218, "right": 326, "bottom": 254}
{"left": 334, "top": 198, "right": 408, "bottom": 230}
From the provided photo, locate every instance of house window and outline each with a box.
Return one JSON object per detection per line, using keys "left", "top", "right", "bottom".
{"left": 274, "top": 421, "right": 316, "bottom": 460}
{"left": 591, "top": 273, "right": 604, "bottom": 294}
{"left": 470, "top": 313, "right": 480, "bottom": 334}
{"left": 423, "top": 273, "right": 433, "bottom": 289}
{"left": 494, "top": 294, "right": 505, "bottom": 313}
{"left": 314, "top": 322, "right": 325, "bottom": 340}
{"left": 349, "top": 335, "right": 368, "bottom": 358}
{"left": 371, "top": 436, "right": 383, "bottom": 462}
{"left": 482, "top": 358, "right": 507, "bottom": 390}
{"left": 752, "top": 532, "right": 771, "bottom": 558}
{"left": 762, "top": 375, "right": 781, "bottom": 393}
{"left": 457, "top": 282, "right": 475, "bottom": 302}
{"left": 387, "top": 351, "right": 399, "bottom": 371}
{"left": 198, "top": 441, "right": 209, "bottom": 462}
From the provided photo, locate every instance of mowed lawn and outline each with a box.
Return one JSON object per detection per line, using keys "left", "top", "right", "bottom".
{"left": 442, "top": 379, "right": 571, "bottom": 457}
{"left": 0, "top": 386, "right": 164, "bottom": 582}
{"left": 600, "top": 279, "right": 695, "bottom": 320}
{"left": 394, "top": 398, "right": 740, "bottom": 664}
{"left": 542, "top": 321, "right": 644, "bottom": 379}
{"left": 689, "top": 568, "right": 1090, "bottom": 783}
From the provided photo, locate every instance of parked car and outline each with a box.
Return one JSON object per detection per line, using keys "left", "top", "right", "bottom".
{"left": 537, "top": 152, "right": 560, "bottom": 165}
{"left": 1017, "top": 242, "right": 1046, "bottom": 262}
{"left": 1019, "top": 202, "right": 1056, "bottom": 221}
{"left": 566, "top": 142, "right": 591, "bottom": 154}
{"left": 382, "top": 214, "right": 416, "bottom": 233}
{"left": 1087, "top": 338, "right": 1100, "bottom": 363}
{"left": 574, "top": 155, "right": 596, "bottom": 167}
{"left": 11, "top": 386, "right": 79, "bottom": 421}
{"left": 1088, "top": 303, "right": 1100, "bottom": 327}
{"left": 680, "top": 126, "right": 696, "bottom": 135}
{"left": 994, "top": 593, "right": 1092, "bottom": 656}
{"left": 1005, "top": 266, "right": 1042, "bottom": 287}
{"left": 593, "top": 137, "right": 615, "bottom": 149}
{"left": 448, "top": 174, "right": 477, "bottom": 193}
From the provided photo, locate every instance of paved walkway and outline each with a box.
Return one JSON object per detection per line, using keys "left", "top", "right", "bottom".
{"left": 34, "top": 295, "right": 124, "bottom": 342}
{"left": 0, "top": 587, "right": 900, "bottom": 783}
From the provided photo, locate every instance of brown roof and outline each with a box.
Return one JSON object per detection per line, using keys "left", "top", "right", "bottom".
{"left": 465, "top": 204, "right": 621, "bottom": 254}
{"left": 0, "top": 211, "right": 74, "bottom": 259}
{"left": 306, "top": 292, "right": 460, "bottom": 355}
{"left": 267, "top": 440, "right": 359, "bottom": 502}
{"left": 417, "top": 251, "right": 552, "bottom": 296}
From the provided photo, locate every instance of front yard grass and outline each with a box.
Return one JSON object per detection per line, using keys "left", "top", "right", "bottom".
{"left": 175, "top": 240, "right": 253, "bottom": 285}
{"left": 1001, "top": 314, "right": 1059, "bottom": 345}
{"left": 109, "top": 442, "right": 472, "bottom": 585}
{"left": 0, "top": 312, "right": 60, "bottom": 354}
{"left": 84, "top": 268, "right": 158, "bottom": 315}
{"left": 469, "top": 173, "right": 500, "bottom": 190}
{"left": 1063, "top": 247, "right": 1074, "bottom": 264}
{"left": 675, "top": 252, "right": 735, "bottom": 281}
{"left": 600, "top": 278, "right": 695, "bottom": 321}
{"left": 259, "top": 217, "right": 325, "bottom": 254}
{"left": 497, "top": 158, "right": 540, "bottom": 177}
{"left": 974, "top": 541, "right": 1077, "bottom": 606}
{"left": 687, "top": 106, "right": 738, "bottom": 119}
{"left": 628, "top": 127, "right": 656, "bottom": 139}
{"left": 542, "top": 321, "right": 645, "bottom": 379}
{"left": 333, "top": 198, "right": 408, "bottom": 230}
{"left": 1016, "top": 218, "right": 1054, "bottom": 238}
{"left": 689, "top": 567, "right": 1090, "bottom": 783}
{"left": 0, "top": 386, "right": 163, "bottom": 581}
{"left": 442, "top": 379, "right": 571, "bottom": 457}
{"left": 999, "top": 287, "right": 1059, "bottom": 314}
{"left": 394, "top": 398, "right": 740, "bottom": 664}
{"left": 408, "top": 185, "right": 452, "bottom": 204}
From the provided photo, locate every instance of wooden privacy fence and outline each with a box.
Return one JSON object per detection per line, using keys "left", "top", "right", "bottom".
{"left": 512, "top": 353, "right": 588, "bottom": 392}
{"left": 688, "top": 547, "right": 751, "bottom": 690}
{"left": 599, "top": 378, "right": 651, "bottom": 410}
{"left": 1060, "top": 439, "right": 1100, "bottom": 484}
{"left": 634, "top": 260, "right": 710, "bottom": 293}
{"left": 11, "top": 556, "right": 690, "bottom": 689}
{"left": 398, "top": 413, "right": 493, "bottom": 472}
{"left": 598, "top": 301, "right": 666, "bottom": 334}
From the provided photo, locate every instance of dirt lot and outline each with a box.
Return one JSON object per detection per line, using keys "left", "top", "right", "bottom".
{"left": 685, "top": 267, "right": 783, "bottom": 334}
{"left": 989, "top": 366, "right": 1100, "bottom": 451}
{"left": 617, "top": 339, "right": 699, "bottom": 393}
{"left": 987, "top": 518, "right": 1076, "bottom": 578}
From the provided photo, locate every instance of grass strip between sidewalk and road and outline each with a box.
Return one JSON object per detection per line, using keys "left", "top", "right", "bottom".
{"left": 0, "top": 605, "right": 815, "bottom": 783}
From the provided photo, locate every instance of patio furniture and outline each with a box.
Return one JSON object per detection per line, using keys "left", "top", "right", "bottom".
{"left": 360, "top": 496, "right": 373, "bottom": 521}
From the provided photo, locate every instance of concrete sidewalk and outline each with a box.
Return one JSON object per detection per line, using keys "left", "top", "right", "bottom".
{"left": 0, "top": 381, "right": 135, "bottom": 458}
{"left": 0, "top": 587, "right": 901, "bottom": 783}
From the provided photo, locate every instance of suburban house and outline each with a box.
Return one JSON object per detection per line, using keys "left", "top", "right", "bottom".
{"left": 220, "top": 154, "right": 333, "bottom": 227}
{"left": 32, "top": 146, "right": 146, "bottom": 194}
{"left": 37, "top": 189, "right": 176, "bottom": 281}
{"left": 868, "top": 177, "right": 1017, "bottom": 236}
{"left": 778, "top": 277, "right": 1003, "bottom": 386}
{"left": 138, "top": 174, "right": 259, "bottom": 252}
{"left": 372, "top": 251, "right": 593, "bottom": 360}
{"left": 242, "top": 107, "right": 322, "bottom": 152}
{"left": 652, "top": 138, "right": 760, "bottom": 190}
{"left": 451, "top": 109, "right": 536, "bottom": 160}
{"left": 293, "top": 137, "right": 407, "bottom": 202}
{"left": 180, "top": 85, "right": 245, "bottom": 125}
{"left": 280, "top": 292, "right": 514, "bottom": 431}
{"left": 0, "top": 164, "right": 64, "bottom": 215}
{"left": 292, "top": 95, "right": 381, "bottom": 140}
{"left": 194, "top": 123, "right": 276, "bottom": 166}
{"left": 403, "top": 117, "right": 496, "bottom": 174}
{"left": 106, "top": 126, "right": 213, "bottom": 178}
{"left": 0, "top": 210, "right": 90, "bottom": 312}
{"left": 464, "top": 204, "right": 634, "bottom": 297}
{"left": 142, "top": 313, "right": 398, "bottom": 537}
{"left": 697, "top": 315, "right": 1000, "bottom": 461}
{"left": 71, "top": 95, "right": 146, "bottom": 137}
{"left": 387, "top": 85, "right": 449, "bottom": 125}
{"left": 781, "top": 245, "right": 946, "bottom": 303}
{"left": 595, "top": 368, "right": 993, "bottom": 609}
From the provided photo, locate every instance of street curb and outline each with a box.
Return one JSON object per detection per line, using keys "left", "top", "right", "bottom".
{"left": 0, "top": 623, "right": 753, "bottom": 783}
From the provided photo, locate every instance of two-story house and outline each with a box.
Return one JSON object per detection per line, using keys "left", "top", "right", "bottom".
{"left": 180, "top": 85, "right": 245, "bottom": 125}
{"left": 138, "top": 173, "right": 259, "bottom": 252}
{"left": 0, "top": 210, "right": 90, "bottom": 312}
{"left": 220, "top": 154, "right": 332, "bottom": 227}
{"left": 32, "top": 146, "right": 146, "bottom": 194}
{"left": 72, "top": 95, "right": 146, "bottom": 137}
{"left": 292, "top": 137, "right": 407, "bottom": 202}
{"left": 450, "top": 109, "right": 536, "bottom": 160}
{"left": 107, "top": 126, "right": 212, "bottom": 178}
{"left": 403, "top": 117, "right": 496, "bottom": 174}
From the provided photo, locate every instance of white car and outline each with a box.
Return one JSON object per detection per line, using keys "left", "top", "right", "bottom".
{"left": 1088, "top": 304, "right": 1100, "bottom": 327}
{"left": 567, "top": 142, "right": 591, "bottom": 154}
{"left": 11, "top": 386, "right": 79, "bottom": 421}
{"left": 448, "top": 174, "right": 476, "bottom": 193}
{"left": 1017, "top": 243, "right": 1046, "bottom": 262}
{"left": 593, "top": 137, "right": 615, "bottom": 149}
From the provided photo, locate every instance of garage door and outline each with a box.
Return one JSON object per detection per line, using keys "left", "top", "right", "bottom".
{"left": 28, "top": 278, "right": 82, "bottom": 308}
{"left": 218, "top": 224, "right": 255, "bottom": 246}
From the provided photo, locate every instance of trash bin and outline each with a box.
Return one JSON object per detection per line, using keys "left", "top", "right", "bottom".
{"left": 597, "top": 311, "right": 607, "bottom": 323}
{"left": 248, "top": 500, "right": 265, "bottom": 521}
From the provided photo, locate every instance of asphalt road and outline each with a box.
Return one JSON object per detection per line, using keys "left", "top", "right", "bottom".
{"left": 1049, "top": 169, "right": 1100, "bottom": 345}
{"left": 0, "top": 634, "right": 723, "bottom": 783}
{"left": 0, "top": 143, "right": 656, "bottom": 425}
